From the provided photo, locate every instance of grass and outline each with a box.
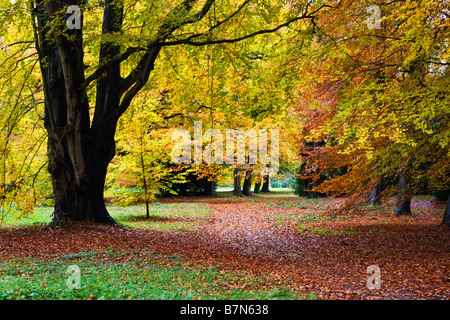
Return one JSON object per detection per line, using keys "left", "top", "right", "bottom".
{"left": 0, "top": 207, "right": 53, "bottom": 227}
{"left": 0, "top": 201, "right": 319, "bottom": 300}
{"left": 266, "top": 199, "right": 331, "bottom": 227}
{"left": 108, "top": 202, "right": 213, "bottom": 232}
{"left": 0, "top": 251, "right": 316, "bottom": 300}
{"left": 0, "top": 203, "right": 213, "bottom": 232}
{"left": 264, "top": 198, "right": 397, "bottom": 235}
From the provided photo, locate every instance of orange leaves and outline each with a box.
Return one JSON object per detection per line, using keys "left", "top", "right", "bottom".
{"left": 1, "top": 196, "right": 450, "bottom": 299}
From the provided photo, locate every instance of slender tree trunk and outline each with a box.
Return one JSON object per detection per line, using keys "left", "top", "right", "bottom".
{"left": 233, "top": 168, "right": 242, "bottom": 196}
{"left": 261, "top": 175, "right": 270, "bottom": 192}
{"left": 369, "top": 178, "right": 383, "bottom": 206}
{"left": 307, "top": 177, "right": 318, "bottom": 198}
{"left": 242, "top": 169, "right": 252, "bottom": 196}
{"left": 441, "top": 192, "right": 450, "bottom": 226}
{"left": 205, "top": 180, "right": 214, "bottom": 196}
{"left": 254, "top": 181, "right": 261, "bottom": 193}
{"left": 139, "top": 136, "right": 150, "bottom": 219}
{"left": 395, "top": 169, "right": 412, "bottom": 215}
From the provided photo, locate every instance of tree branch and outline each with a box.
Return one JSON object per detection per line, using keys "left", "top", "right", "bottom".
{"left": 160, "top": 14, "right": 315, "bottom": 47}
{"left": 116, "top": 0, "right": 340, "bottom": 119}
{"left": 80, "top": 46, "right": 144, "bottom": 91}
{"left": 117, "top": 0, "right": 216, "bottom": 113}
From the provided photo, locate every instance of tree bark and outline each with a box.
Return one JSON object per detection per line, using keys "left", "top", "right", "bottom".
{"left": 254, "top": 181, "right": 261, "bottom": 193}
{"left": 35, "top": 0, "right": 126, "bottom": 224}
{"left": 441, "top": 192, "right": 450, "bottom": 226}
{"left": 242, "top": 169, "right": 252, "bottom": 196}
{"left": 205, "top": 180, "right": 214, "bottom": 196}
{"left": 261, "top": 175, "right": 270, "bottom": 192}
{"left": 306, "top": 177, "right": 319, "bottom": 198}
{"left": 395, "top": 169, "right": 412, "bottom": 215}
{"left": 233, "top": 168, "right": 242, "bottom": 196}
{"left": 369, "top": 178, "right": 383, "bottom": 206}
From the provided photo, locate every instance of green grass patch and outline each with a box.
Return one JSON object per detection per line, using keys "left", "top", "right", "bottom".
{"left": 266, "top": 199, "right": 334, "bottom": 228}
{"left": 0, "top": 252, "right": 317, "bottom": 300}
{"left": 108, "top": 202, "right": 213, "bottom": 232}
{"left": 0, "top": 207, "right": 53, "bottom": 228}
{"left": 0, "top": 203, "right": 213, "bottom": 232}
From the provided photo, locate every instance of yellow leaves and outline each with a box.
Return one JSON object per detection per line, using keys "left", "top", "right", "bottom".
{"left": 14, "top": 188, "right": 35, "bottom": 219}
{"left": 107, "top": 100, "right": 190, "bottom": 206}
{"left": 0, "top": 184, "right": 36, "bottom": 223}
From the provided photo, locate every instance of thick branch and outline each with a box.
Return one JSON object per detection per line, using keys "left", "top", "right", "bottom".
{"left": 117, "top": 45, "right": 161, "bottom": 117}
{"left": 80, "top": 46, "right": 143, "bottom": 91}
{"left": 119, "top": 0, "right": 215, "bottom": 98}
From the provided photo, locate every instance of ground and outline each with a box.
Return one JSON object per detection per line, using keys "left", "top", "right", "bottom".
{"left": 1, "top": 193, "right": 449, "bottom": 300}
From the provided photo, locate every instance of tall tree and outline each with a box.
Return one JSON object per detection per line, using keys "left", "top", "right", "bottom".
{"left": 5, "top": 0, "right": 334, "bottom": 224}
{"left": 288, "top": 0, "right": 450, "bottom": 218}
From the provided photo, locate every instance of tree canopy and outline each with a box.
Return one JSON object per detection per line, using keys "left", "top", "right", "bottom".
{"left": 0, "top": 0, "right": 449, "bottom": 225}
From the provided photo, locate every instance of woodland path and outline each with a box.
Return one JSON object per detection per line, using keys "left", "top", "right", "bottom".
{"left": 157, "top": 197, "right": 450, "bottom": 299}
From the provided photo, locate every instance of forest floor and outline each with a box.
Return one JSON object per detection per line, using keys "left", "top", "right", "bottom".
{"left": 1, "top": 194, "right": 449, "bottom": 300}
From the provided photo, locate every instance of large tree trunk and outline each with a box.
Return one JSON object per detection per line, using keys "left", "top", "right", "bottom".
{"left": 34, "top": 0, "right": 149, "bottom": 224}
{"left": 43, "top": 49, "right": 117, "bottom": 225}
{"left": 441, "top": 192, "right": 450, "bottom": 226}
{"left": 36, "top": 0, "right": 115, "bottom": 225}
{"left": 233, "top": 168, "right": 242, "bottom": 196}
{"left": 49, "top": 150, "right": 115, "bottom": 224}
{"left": 395, "top": 169, "right": 412, "bottom": 215}
{"left": 242, "top": 169, "right": 252, "bottom": 196}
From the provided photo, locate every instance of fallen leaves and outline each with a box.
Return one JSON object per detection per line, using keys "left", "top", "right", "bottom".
{"left": 0, "top": 195, "right": 449, "bottom": 299}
